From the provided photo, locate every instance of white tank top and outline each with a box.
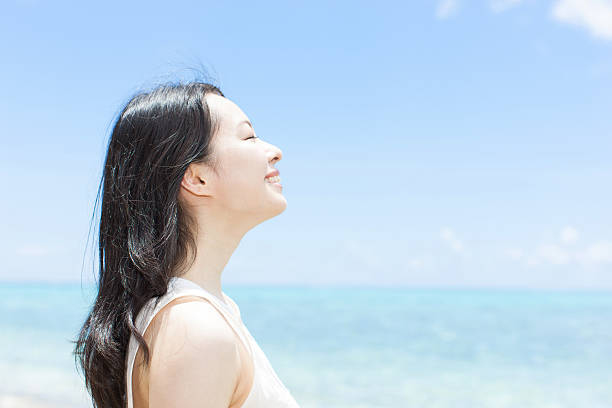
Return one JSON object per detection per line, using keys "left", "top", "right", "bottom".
{"left": 125, "top": 276, "right": 301, "bottom": 408}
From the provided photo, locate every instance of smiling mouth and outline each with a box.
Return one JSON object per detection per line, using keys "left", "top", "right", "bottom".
{"left": 264, "top": 175, "right": 281, "bottom": 185}
{"left": 265, "top": 179, "right": 282, "bottom": 188}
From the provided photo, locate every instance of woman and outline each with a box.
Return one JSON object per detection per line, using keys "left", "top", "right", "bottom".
{"left": 73, "top": 80, "right": 300, "bottom": 408}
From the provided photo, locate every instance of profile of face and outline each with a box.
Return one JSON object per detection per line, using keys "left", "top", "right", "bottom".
{"left": 180, "top": 93, "right": 287, "bottom": 228}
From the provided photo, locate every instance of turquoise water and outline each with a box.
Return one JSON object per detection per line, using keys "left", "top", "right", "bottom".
{"left": 1, "top": 282, "right": 611, "bottom": 407}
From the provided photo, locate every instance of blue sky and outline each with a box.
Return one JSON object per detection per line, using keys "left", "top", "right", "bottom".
{"left": 0, "top": 0, "right": 610, "bottom": 288}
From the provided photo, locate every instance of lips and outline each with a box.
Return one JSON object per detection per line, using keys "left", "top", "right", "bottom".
{"left": 265, "top": 169, "right": 280, "bottom": 178}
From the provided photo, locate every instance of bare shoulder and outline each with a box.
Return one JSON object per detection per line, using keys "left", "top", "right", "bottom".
{"left": 146, "top": 296, "right": 241, "bottom": 408}
{"left": 152, "top": 296, "right": 238, "bottom": 344}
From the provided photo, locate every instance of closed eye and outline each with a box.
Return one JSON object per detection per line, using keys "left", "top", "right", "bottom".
{"left": 246, "top": 136, "right": 258, "bottom": 140}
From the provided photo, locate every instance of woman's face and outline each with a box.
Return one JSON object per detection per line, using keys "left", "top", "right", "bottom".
{"left": 188, "top": 93, "right": 286, "bottom": 221}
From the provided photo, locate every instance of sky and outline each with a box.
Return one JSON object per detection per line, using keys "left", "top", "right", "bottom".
{"left": 0, "top": 0, "right": 610, "bottom": 289}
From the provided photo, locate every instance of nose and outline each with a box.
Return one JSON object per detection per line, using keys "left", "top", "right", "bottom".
{"left": 268, "top": 143, "right": 282, "bottom": 165}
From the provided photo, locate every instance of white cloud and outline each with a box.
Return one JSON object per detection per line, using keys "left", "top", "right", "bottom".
{"left": 560, "top": 226, "right": 579, "bottom": 244}
{"left": 510, "top": 232, "right": 612, "bottom": 266}
{"left": 526, "top": 256, "right": 541, "bottom": 266}
{"left": 437, "top": 0, "right": 526, "bottom": 18}
{"left": 505, "top": 248, "right": 524, "bottom": 260}
{"left": 408, "top": 258, "right": 425, "bottom": 269}
{"left": 490, "top": 0, "right": 524, "bottom": 13}
{"left": 551, "top": 0, "right": 612, "bottom": 40}
{"left": 536, "top": 244, "right": 571, "bottom": 265}
{"left": 436, "top": 0, "right": 460, "bottom": 19}
{"left": 576, "top": 241, "right": 612, "bottom": 264}
{"left": 440, "top": 227, "right": 464, "bottom": 253}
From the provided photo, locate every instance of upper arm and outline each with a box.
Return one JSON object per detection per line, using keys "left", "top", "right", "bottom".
{"left": 147, "top": 299, "right": 241, "bottom": 408}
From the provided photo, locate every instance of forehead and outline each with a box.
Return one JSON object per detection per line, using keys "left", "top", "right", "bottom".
{"left": 205, "top": 94, "right": 251, "bottom": 133}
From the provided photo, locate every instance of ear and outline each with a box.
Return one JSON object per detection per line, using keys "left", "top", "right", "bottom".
{"left": 180, "top": 163, "right": 213, "bottom": 197}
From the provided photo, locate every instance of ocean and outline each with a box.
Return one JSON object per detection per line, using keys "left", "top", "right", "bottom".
{"left": 1, "top": 282, "right": 611, "bottom": 408}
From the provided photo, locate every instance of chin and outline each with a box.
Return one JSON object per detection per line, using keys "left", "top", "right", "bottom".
{"left": 273, "top": 198, "right": 288, "bottom": 215}
{"left": 268, "top": 197, "right": 287, "bottom": 218}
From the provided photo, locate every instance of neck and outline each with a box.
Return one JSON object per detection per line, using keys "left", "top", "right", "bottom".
{"left": 177, "top": 211, "right": 248, "bottom": 303}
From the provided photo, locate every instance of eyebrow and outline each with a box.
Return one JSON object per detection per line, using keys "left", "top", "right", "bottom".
{"left": 238, "top": 120, "right": 253, "bottom": 130}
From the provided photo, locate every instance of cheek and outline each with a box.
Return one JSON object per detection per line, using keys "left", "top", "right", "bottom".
{"left": 225, "top": 149, "right": 261, "bottom": 183}
{"left": 217, "top": 149, "right": 266, "bottom": 206}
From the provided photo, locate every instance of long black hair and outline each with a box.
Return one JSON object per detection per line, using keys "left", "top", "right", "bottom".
{"left": 73, "top": 79, "right": 225, "bottom": 408}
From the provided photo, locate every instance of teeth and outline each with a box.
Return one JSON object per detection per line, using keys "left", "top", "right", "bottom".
{"left": 265, "top": 175, "right": 281, "bottom": 183}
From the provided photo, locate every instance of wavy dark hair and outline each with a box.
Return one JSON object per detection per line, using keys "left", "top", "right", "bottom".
{"left": 72, "top": 80, "right": 225, "bottom": 408}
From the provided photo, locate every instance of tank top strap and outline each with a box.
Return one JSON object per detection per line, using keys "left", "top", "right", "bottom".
{"left": 166, "top": 277, "right": 254, "bottom": 358}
